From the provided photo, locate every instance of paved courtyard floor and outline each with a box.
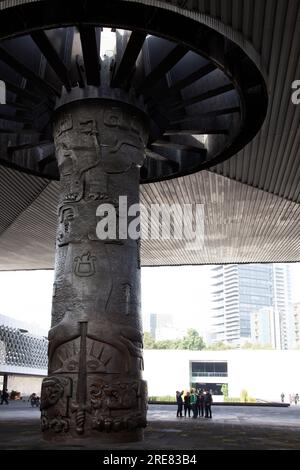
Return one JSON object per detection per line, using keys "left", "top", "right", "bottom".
{"left": 0, "top": 402, "right": 300, "bottom": 450}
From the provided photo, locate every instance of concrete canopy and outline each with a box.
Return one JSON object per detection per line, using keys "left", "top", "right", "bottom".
{"left": 0, "top": 0, "right": 299, "bottom": 269}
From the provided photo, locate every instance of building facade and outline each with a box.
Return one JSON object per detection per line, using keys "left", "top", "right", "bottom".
{"left": 210, "top": 264, "right": 292, "bottom": 348}
{"left": 250, "top": 307, "right": 281, "bottom": 349}
{"left": 0, "top": 314, "right": 47, "bottom": 395}
{"left": 290, "top": 303, "right": 300, "bottom": 349}
{"left": 149, "top": 313, "right": 186, "bottom": 341}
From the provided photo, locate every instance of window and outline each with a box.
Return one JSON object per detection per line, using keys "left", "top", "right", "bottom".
{"left": 191, "top": 361, "right": 228, "bottom": 377}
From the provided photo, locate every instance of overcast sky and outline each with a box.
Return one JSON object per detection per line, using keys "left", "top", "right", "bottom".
{"left": 0, "top": 264, "right": 299, "bottom": 334}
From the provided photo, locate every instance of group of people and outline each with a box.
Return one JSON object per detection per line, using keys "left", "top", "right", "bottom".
{"left": 176, "top": 389, "right": 213, "bottom": 419}
{"left": 29, "top": 393, "right": 40, "bottom": 407}
{"left": 0, "top": 390, "right": 40, "bottom": 406}
{"left": 281, "top": 392, "right": 299, "bottom": 405}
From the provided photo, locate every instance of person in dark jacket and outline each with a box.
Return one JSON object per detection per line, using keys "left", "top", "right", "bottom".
{"left": 176, "top": 390, "right": 183, "bottom": 417}
{"left": 204, "top": 390, "right": 213, "bottom": 418}
{"left": 183, "top": 392, "right": 191, "bottom": 417}
{"left": 198, "top": 389, "right": 205, "bottom": 417}
{"left": 190, "top": 389, "right": 198, "bottom": 418}
{"left": 0, "top": 389, "right": 9, "bottom": 405}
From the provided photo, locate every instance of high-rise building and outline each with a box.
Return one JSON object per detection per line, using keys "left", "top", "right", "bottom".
{"left": 290, "top": 303, "right": 300, "bottom": 349}
{"left": 250, "top": 307, "right": 281, "bottom": 349}
{"left": 210, "top": 264, "right": 292, "bottom": 348}
{"left": 149, "top": 313, "right": 186, "bottom": 341}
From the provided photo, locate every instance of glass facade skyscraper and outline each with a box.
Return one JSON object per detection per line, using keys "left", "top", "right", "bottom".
{"left": 210, "top": 264, "right": 292, "bottom": 348}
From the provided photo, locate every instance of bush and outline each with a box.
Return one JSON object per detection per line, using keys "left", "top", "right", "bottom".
{"left": 224, "top": 396, "right": 256, "bottom": 403}
{"left": 240, "top": 389, "right": 249, "bottom": 402}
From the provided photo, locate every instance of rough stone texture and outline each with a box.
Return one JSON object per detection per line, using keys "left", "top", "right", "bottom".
{"left": 41, "top": 99, "right": 149, "bottom": 441}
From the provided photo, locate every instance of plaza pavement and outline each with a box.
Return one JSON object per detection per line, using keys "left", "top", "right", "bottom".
{"left": 0, "top": 402, "right": 300, "bottom": 450}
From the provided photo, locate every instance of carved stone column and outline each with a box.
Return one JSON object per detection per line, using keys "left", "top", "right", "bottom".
{"left": 41, "top": 99, "right": 149, "bottom": 442}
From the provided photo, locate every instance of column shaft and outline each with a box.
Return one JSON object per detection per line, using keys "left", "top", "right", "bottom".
{"left": 41, "top": 99, "right": 148, "bottom": 441}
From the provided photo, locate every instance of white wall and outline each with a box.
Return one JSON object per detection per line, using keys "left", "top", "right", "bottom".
{"left": 143, "top": 349, "right": 300, "bottom": 402}
{"left": 7, "top": 375, "right": 44, "bottom": 396}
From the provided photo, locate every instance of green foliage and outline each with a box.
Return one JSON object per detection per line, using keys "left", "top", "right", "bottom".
{"left": 143, "top": 328, "right": 205, "bottom": 350}
{"left": 154, "top": 338, "right": 180, "bottom": 349}
{"left": 221, "top": 383, "right": 229, "bottom": 398}
{"left": 224, "top": 396, "right": 256, "bottom": 403}
{"left": 206, "top": 341, "right": 233, "bottom": 350}
{"left": 143, "top": 331, "right": 155, "bottom": 349}
{"left": 240, "top": 389, "right": 249, "bottom": 402}
{"left": 180, "top": 329, "right": 206, "bottom": 350}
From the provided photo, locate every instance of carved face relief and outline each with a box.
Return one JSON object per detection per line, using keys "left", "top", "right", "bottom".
{"left": 57, "top": 204, "right": 78, "bottom": 246}
{"left": 41, "top": 377, "right": 66, "bottom": 410}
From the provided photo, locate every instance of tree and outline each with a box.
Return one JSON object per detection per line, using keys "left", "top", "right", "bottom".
{"left": 143, "top": 331, "right": 155, "bottom": 349}
{"left": 154, "top": 338, "right": 180, "bottom": 349}
{"left": 143, "top": 328, "right": 206, "bottom": 350}
{"left": 180, "top": 328, "right": 205, "bottom": 350}
{"left": 221, "top": 383, "right": 228, "bottom": 398}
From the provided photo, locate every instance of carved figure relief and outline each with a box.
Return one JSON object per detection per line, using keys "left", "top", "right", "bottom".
{"left": 56, "top": 114, "right": 73, "bottom": 136}
{"left": 40, "top": 376, "right": 72, "bottom": 433}
{"left": 74, "top": 252, "right": 96, "bottom": 277}
{"left": 101, "top": 108, "right": 146, "bottom": 174}
{"left": 55, "top": 117, "right": 102, "bottom": 204}
{"left": 57, "top": 204, "right": 78, "bottom": 246}
{"left": 51, "top": 340, "right": 113, "bottom": 374}
{"left": 48, "top": 318, "right": 143, "bottom": 373}
{"left": 90, "top": 380, "right": 147, "bottom": 432}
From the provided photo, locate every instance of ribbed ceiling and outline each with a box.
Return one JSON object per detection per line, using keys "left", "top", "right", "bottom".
{"left": 0, "top": 169, "right": 299, "bottom": 270}
{"left": 0, "top": 0, "right": 299, "bottom": 268}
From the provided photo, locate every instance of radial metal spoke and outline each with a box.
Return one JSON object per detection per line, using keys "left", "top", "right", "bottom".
{"left": 171, "top": 107, "right": 240, "bottom": 125}
{"left": 31, "top": 31, "right": 72, "bottom": 91}
{"left": 152, "top": 140, "right": 205, "bottom": 153}
{"left": 4, "top": 79, "right": 42, "bottom": 102}
{"left": 164, "top": 129, "right": 229, "bottom": 136}
{"left": 111, "top": 31, "right": 146, "bottom": 88}
{"left": 137, "top": 44, "right": 188, "bottom": 95}
{"left": 168, "top": 63, "right": 217, "bottom": 93}
{"left": 145, "top": 148, "right": 169, "bottom": 161}
{"left": 78, "top": 25, "right": 100, "bottom": 86}
{"left": 0, "top": 46, "right": 60, "bottom": 97}
{"left": 171, "top": 84, "right": 235, "bottom": 111}
{"left": 0, "top": 112, "right": 32, "bottom": 123}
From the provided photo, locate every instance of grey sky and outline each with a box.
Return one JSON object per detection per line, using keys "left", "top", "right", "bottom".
{"left": 0, "top": 263, "right": 299, "bottom": 332}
